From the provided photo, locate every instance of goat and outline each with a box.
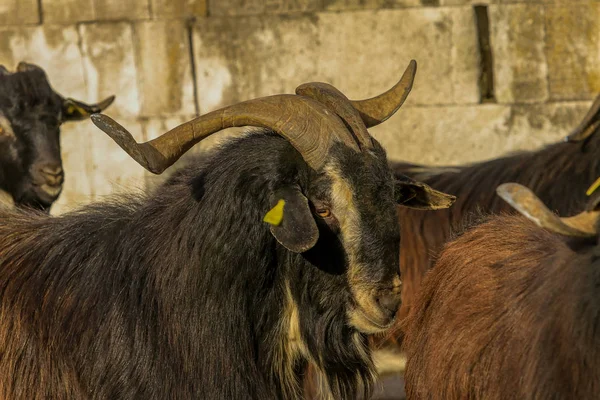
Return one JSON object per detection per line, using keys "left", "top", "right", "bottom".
{"left": 390, "top": 94, "right": 600, "bottom": 327}
{"left": 0, "top": 62, "right": 114, "bottom": 212}
{"left": 0, "top": 61, "right": 455, "bottom": 399}
{"left": 403, "top": 182, "right": 600, "bottom": 399}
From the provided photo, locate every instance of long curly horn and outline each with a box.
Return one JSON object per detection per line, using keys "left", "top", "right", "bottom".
{"left": 91, "top": 94, "right": 358, "bottom": 174}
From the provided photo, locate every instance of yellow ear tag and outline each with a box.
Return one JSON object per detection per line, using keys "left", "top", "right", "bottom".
{"left": 586, "top": 177, "right": 600, "bottom": 196}
{"left": 66, "top": 105, "right": 76, "bottom": 114}
{"left": 263, "top": 199, "right": 285, "bottom": 226}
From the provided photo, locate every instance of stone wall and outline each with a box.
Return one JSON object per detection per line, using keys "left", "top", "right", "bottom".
{"left": 0, "top": 0, "right": 598, "bottom": 214}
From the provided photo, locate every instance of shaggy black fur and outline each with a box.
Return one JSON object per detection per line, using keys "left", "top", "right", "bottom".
{"left": 0, "top": 131, "right": 402, "bottom": 399}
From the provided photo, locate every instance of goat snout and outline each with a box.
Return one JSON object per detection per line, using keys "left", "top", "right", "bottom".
{"left": 377, "top": 292, "right": 402, "bottom": 318}
{"left": 32, "top": 163, "right": 64, "bottom": 199}
{"left": 39, "top": 165, "right": 64, "bottom": 186}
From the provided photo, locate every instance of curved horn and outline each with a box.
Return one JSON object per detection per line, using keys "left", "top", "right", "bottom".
{"left": 296, "top": 82, "right": 372, "bottom": 149}
{"left": 91, "top": 94, "right": 357, "bottom": 174}
{"left": 350, "top": 60, "right": 417, "bottom": 128}
{"left": 496, "top": 183, "right": 598, "bottom": 237}
{"left": 566, "top": 93, "right": 600, "bottom": 142}
{"left": 62, "top": 95, "right": 116, "bottom": 121}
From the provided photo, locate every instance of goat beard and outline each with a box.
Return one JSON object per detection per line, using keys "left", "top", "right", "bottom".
{"left": 302, "top": 308, "right": 376, "bottom": 400}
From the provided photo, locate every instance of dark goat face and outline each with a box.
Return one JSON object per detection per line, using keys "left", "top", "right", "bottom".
{"left": 267, "top": 141, "right": 455, "bottom": 334}
{"left": 0, "top": 63, "right": 114, "bottom": 212}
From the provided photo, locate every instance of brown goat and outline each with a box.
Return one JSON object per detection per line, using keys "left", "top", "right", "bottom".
{"left": 392, "top": 94, "right": 600, "bottom": 330}
{"left": 403, "top": 183, "right": 600, "bottom": 399}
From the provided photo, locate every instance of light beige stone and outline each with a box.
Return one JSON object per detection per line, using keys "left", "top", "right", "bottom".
{"left": 152, "top": 0, "right": 207, "bottom": 18}
{"left": 490, "top": 4, "right": 548, "bottom": 103}
{"left": 193, "top": 14, "right": 320, "bottom": 112}
{"left": 193, "top": 9, "right": 480, "bottom": 111}
{"left": 372, "top": 101, "right": 591, "bottom": 166}
{"left": 0, "top": 26, "right": 87, "bottom": 100}
{"left": 323, "top": 0, "right": 385, "bottom": 11}
{"left": 545, "top": 3, "right": 600, "bottom": 101}
{"left": 95, "top": 0, "right": 151, "bottom": 20}
{"left": 209, "top": 0, "right": 321, "bottom": 16}
{"left": 43, "top": 0, "right": 95, "bottom": 24}
{"left": 0, "top": 0, "right": 39, "bottom": 25}
{"left": 133, "top": 20, "right": 196, "bottom": 117}
{"left": 441, "top": 0, "right": 495, "bottom": 5}
{"left": 51, "top": 121, "right": 96, "bottom": 215}
{"left": 79, "top": 23, "right": 140, "bottom": 117}
{"left": 88, "top": 118, "right": 147, "bottom": 200}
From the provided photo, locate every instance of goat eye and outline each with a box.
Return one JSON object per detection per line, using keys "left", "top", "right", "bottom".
{"left": 316, "top": 208, "right": 331, "bottom": 218}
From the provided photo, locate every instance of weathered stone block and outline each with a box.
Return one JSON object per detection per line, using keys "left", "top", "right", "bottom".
{"left": 490, "top": 4, "right": 548, "bottom": 103}
{"left": 95, "top": 0, "right": 151, "bottom": 20}
{"left": 323, "top": 0, "right": 423, "bottom": 9}
{"left": 372, "top": 101, "right": 591, "bottom": 166}
{"left": 79, "top": 23, "right": 140, "bottom": 117}
{"left": 193, "top": 14, "right": 320, "bottom": 112}
{"left": 209, "top": 0, "right": 321, "bottom": 16}
{"left": 51, "top": 122, "right": 96, "bottom": 215}
{"left": 88, "top": 118, "right": 147, "bottom": 200}
{"left": 0, "top": 26, "right": 87, "bottom": 100}
{"left": 323, "top": 0, "right": 384, "bottom": 11}
{"left": 133, "top": 20, "right": 196, "bottom": 117}
{"left": 43, "top": 0, "right": 95, "bottom": 24}
{"left": 152, "top": 0, "right": 207, "bottom": 18}
{"left": 193, "top": 9, "right": 479, "bottom": 111}
{"left": 545, "top": 3, "right": 600, "bottom": 101}
{"left": 0, "top": 0, "right": 39, "bottom": 25}
{"left": 372, "top": 104, "right": 512, "bottom": 165}
{"left": 441, "top": 0, "right": 495, "bottom": 5}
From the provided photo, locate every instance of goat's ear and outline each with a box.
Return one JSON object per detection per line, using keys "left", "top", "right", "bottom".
{"left": 395, "top": 176, "right": 456, "bottom": 210}
{"left": 62, "top": 96, "right": 115, "bottom": 121}
{"left": 264, "top": 187, "right": 319, "bottom": 253}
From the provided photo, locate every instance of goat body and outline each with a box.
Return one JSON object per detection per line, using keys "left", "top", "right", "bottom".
{"left": 403, "top": 214, "right": 600, "bottom": 399}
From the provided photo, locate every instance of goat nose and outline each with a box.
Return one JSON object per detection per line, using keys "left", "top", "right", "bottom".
{"left": 40, "top": 165, "right": 64, "bottom": 186}
{"left": 377, "top": 293, "right": 402, "bottom": 316}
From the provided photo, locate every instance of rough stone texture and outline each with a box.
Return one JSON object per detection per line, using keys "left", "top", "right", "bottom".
{"left": 193, "top": 8, "right": 480, "bottom": 112}
{"left": 323, "top": 0, "right": 385, "bottom": 10}
{"left": 90, "top": 119, "right": 148, "bottom": 200}
{"left": 43, "top": 0, "right": 95, "bottom": 24}
{"left": 0, "top": 26, "right": 87, "bottom": 100}
{"left": 0, "top": 0, "right": 39, "bottom": 25}
{"left": 134, "top": 21, "right": 196, "bottom": 117}
{"left": 372, "top": 101, "right": 591, "bottom": 165}
{"left": 79, "top": 23, "right": 140, "bottom": 117}
{"left": 152, "top": 0, "right": 207, "bottom": 18}
{"left": 95, "top": 0, "right": 151, "bottom": 20}
{"left": 545, "top": 3, "right": 600, "bottom": 101}
{"left": 490, "top": 4, "right": 548, "bottom": 103}
{"left": 208, "top": 0, "right": 321, "bottom": 16}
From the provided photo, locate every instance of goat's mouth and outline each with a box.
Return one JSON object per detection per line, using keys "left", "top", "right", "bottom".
{"left": 348, "top": 305, "right": 396, "bottom": 334}
{"left": 33, "top": 183, "right": 62, "bottom": 200}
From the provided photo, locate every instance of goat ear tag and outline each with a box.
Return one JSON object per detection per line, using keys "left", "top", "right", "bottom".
{"left": 586, "top": 177, "right": 600, "bottom": 196}
{"left": 263, "top": 199, "right": 285, "bottom": 226}
{"left": 267, "top": 188, "right": 319, "bottom": 253}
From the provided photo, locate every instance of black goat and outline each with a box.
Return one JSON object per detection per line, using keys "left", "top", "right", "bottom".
{"left": 0, "top": 62, "right": 114, "bottom": 212}
{"left": 0, "top": 61, "right": 454, "bottom": 399}
{"left": 403, "top": 182, "right": 600, "bottom": 399}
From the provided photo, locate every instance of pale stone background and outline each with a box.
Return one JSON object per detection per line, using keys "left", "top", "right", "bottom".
{"left": 0, "top": 0, "right": 598, "bottom": 214}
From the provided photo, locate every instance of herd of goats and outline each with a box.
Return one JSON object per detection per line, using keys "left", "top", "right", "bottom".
{"left": 0, "top": 58, "right": 598, "bottom": 399}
